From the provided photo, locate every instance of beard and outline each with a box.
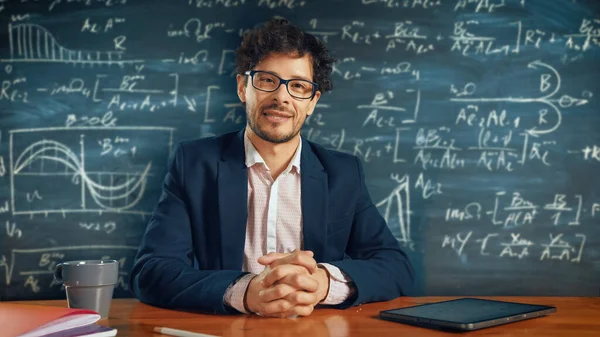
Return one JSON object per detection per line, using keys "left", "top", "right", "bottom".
{"left": 247, "top": 103, "right": 300, "bottom": 144}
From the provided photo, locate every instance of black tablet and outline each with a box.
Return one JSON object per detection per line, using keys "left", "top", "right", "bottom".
{"left": 379, "top": 298, "right": 556, "bottom": 331}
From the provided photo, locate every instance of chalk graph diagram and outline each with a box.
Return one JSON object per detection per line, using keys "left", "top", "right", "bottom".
{"left": 2, "top": 23, "right": 143, "bottom": 66}
{"left": 376, "top": 174, "right": 413, "bottom": 248}
{"left": 9, "top": 127, "right": 174, "bottom": 216}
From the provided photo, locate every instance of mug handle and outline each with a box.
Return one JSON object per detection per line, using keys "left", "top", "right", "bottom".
{"left": 53, "top": 263, "right": 63, "bottom": 283}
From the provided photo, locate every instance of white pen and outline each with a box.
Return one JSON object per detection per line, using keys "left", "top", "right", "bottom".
{"left": 154, "top": 326, "right": 220, "bottom": 337}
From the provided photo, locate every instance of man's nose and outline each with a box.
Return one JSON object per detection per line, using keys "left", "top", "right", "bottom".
{"left": 272, "top": 82, "right": 292, "bottom": 102}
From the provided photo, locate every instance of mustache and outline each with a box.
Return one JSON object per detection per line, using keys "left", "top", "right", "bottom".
{"left": 260, "top": 104, "right": 293, "bottom": 115}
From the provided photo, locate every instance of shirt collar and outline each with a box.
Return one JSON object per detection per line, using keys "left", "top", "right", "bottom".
{"left": 244, "top": 132, "right": 302, "bottom": 174}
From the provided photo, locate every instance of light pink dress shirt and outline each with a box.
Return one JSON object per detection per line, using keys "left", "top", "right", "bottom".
{"left": 223, "top": 134, "right": 355, "bottom": 313}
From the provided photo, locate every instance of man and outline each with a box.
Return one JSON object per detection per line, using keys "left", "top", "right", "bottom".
{"left": 130, "top": 18, "right": 414, "bottom": 317}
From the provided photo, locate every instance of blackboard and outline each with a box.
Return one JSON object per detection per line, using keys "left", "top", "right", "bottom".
{"left": 1, "top": 0, "right": 599, "bottom": 301}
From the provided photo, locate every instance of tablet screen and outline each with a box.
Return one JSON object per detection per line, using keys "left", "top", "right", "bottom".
{"left": 383, "top": 298, "right": 555, "bottom": 324}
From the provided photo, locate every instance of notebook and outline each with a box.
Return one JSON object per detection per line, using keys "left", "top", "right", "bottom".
{"left": 379, "top": 298, "right": 556, "bottom": 331}
{"left": 43, "top": 325, "right": 117, "bottom": 337}
{"left": 0, "top": 303, "right": 117, "bottom": 337}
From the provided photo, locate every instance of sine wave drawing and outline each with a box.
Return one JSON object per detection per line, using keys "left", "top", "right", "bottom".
{"left": 9, "top": 127, "right": 174, "bottom": 216}
{"left": 14, "top": 139, "right": 151, "bottom": 211}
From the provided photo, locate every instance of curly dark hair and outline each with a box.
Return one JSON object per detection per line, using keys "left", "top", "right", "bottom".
{"left": 236, "top": 17, "right": 336, "bottom": 93}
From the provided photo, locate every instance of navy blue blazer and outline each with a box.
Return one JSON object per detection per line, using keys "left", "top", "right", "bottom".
{"left": 130, "top": 130, "right": 414, "bottom": 314}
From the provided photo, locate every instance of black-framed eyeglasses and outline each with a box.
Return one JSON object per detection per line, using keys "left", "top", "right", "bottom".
{"left": 244, "top": 70, "right": 319, "bottom": 99}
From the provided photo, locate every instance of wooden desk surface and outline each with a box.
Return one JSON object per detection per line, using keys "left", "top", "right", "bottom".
{"left": 14, "top": 297, "right": 600, "bottom": 336}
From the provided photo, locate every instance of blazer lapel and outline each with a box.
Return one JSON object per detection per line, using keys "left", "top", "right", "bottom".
{"left": 218, "top": 130, "right": 248, "bottom": 270}
{"left": 301, "top": 139, "right": 328, "bottom": 263}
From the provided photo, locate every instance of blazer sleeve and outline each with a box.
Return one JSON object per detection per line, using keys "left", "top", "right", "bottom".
{"left": 327, "top": 157, "right": 415, "bottom": 308}
{"left": 129, "top": 143, "right": 247, "bottom": 314}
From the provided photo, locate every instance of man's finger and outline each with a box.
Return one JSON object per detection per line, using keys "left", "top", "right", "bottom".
{"left": 263, "top": 250, "right": 317, "bottom": 274}
{"left": 258, "top": 249, "right": 314, "bottom": 267}
{"left": 258, "top": 298, "right": 293, "bottom": 316}
{"left": 257, "top": 252, "right": 290, "bottom": 266}
{"left": 259, "top": 283, "right": 296, "bottom": 302}
{"left": 277, "top": 273, "right": 319, "bottom": 293}
{"left": 261, "top": 264, "right": 309, "bottom": 288}
{"left": 284, "top": 289, "right": 320, "bottom": 306}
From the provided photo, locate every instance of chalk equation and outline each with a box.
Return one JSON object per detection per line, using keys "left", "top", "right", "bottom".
{"left": 0, "top": 245, "right": 137, "bottom": 293}
{"left": 450, "top": 18, "right": 600, "bottom": 56}
{"left": 451, "top": 61, "right": 590, "bottom": 136}
{"left": 445, "top": 191, "right": 599, "bottom": 228}
{"left": 442, "top": 231, "right": 586, "bottom": 264}
{"left": 407, "top": 60, "right": 593, "bottom": 172}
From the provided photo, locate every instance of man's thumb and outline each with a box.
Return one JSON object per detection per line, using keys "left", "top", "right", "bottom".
{"left": 257, "top": 252, "right": 287, "bottom": 265}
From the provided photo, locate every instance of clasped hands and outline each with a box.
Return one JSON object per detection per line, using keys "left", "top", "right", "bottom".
{"left": 244, "top": 249, "right": 330, "bottom": 318}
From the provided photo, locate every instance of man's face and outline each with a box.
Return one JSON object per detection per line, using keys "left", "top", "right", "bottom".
{"left": 237, "top": 52, "right": 321, "bottom": 144}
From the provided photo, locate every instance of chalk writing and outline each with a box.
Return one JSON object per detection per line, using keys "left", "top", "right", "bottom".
{"left": 1, "top": 0, "right": 598, "bottom": 300}
{"left": 442, "top": 231, "right": 586, "bottom": 263}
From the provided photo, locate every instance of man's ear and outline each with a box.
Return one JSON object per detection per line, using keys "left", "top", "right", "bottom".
{"left": 306, "top": 90, "right": 321, "bottom": 117}
{"left": 236, "top": 74, "right": 246, "bottom": 103}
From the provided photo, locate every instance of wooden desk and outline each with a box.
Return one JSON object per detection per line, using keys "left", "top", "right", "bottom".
{"left": 16, "top": 297, "right": 600, "bottom": 336}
